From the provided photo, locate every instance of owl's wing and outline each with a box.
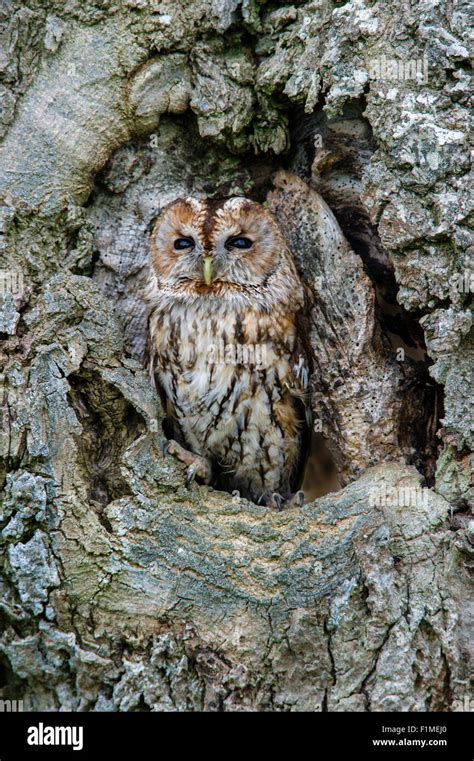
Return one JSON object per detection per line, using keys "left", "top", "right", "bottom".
{"left": 288, "top": 336, "right": 312, "bottom": 428}
{"left": 291, "top": 354, "right": 311, "bottom": 423}
{"left": 145, "top": 331, "right": 161, "bottom": 394}
{"left": 287, "top": 298, "right": 313, "bottom": 427}
{"left": 285, "top": 305, "right": 313, "bottom": 491}
{"left": 145, "top": 330, "right": 187, "bottom": 445}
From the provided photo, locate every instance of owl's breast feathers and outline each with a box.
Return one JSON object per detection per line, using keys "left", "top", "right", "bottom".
{"left": 148, "top": 297, "right": 310, "bottom": 502}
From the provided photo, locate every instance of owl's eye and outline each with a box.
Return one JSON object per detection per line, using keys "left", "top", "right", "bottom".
{"left": 225, "top": 236, "right": 253, "bottom": 250}
{"left": 173, "top": 237, "right": 195, "bottom": 250}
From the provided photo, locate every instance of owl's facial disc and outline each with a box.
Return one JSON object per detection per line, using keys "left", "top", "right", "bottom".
{"left": 151, "top": 197, "right": 285, "bottom": 294}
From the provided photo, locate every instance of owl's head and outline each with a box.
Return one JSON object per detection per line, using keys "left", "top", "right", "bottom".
{"left": 149, "top": 197, "right": 300, "bottom": 305}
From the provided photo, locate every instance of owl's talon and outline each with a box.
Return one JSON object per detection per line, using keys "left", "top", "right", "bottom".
{"left": 286, "top": 490, "right": 305, "bottom": 509}
{"left": 185, "top": 459, "right": 212, "bottom": 487}
{"left": 270, "top": 493, "right": 285, "bottom": 510}
{"left": 164, "top": 439, "right": 212, "bottom": 486}
{"left": 268, "top": 490, "right": 305, "bottom": 510}
{"left": 165, "top": 439, "right": 179, "bottom": 456}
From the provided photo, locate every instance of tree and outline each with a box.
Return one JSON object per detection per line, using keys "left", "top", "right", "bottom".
{"left": 0, "top": 0, "right": 471, "bottom": 711}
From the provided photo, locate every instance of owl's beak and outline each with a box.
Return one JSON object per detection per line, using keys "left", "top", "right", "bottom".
{"left": 203, "top": 256, "right": 214, "bottom": 285}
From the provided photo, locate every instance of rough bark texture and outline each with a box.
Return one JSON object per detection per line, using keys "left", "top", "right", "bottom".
{"left": 0, "top": 0, "right": 472, "bottom": 711}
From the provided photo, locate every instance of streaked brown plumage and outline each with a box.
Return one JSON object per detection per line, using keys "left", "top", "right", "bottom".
{"left": 145, "top": 196, "right": 310, "bottom": 507}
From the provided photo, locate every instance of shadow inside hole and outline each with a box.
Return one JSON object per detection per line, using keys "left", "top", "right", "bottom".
{"left": 301, "top": 431, "right": 341, "bottom": 501}
{"left": 329, "top": 202, "right": 444, "bottom": 487}
{"left": 285, "top": 101, "right": 445, "bottom": 488}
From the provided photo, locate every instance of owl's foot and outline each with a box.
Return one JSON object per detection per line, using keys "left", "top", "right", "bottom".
{"left": 163, "top": 439, "right": 212, "bottom": 486}
{"left": 268, "top": 491, "right": 305, "bottom": 510}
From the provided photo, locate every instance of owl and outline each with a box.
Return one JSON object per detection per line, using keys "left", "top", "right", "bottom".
{"left": 145, "top": 196, "right": 311, "bottom": 508}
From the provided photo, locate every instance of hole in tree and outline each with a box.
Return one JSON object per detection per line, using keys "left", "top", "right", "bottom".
{"left": 85, "top": 105, "right": 444, "bottom": 503}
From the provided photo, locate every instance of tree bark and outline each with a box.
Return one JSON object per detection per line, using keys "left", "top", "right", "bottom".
{"left": 0, "top": 0, "right": 471, "bottom": 712}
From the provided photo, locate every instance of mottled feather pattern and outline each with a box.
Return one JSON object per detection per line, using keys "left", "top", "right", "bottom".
{"left": 145, "top": 197, "right": 310, "bottom": 505}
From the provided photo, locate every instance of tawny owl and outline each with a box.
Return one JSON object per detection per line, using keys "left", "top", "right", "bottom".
{"left": 145, "top": 197, "right": 311, "bottom": 508}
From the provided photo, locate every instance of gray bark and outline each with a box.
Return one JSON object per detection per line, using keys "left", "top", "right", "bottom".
{"left": 0, "top": 0, "right": 472, "bottom": 711}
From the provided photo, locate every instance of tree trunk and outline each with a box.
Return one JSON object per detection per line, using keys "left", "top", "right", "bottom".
{"left": 0, "top": 0, "right": 471, "bottom": 712}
